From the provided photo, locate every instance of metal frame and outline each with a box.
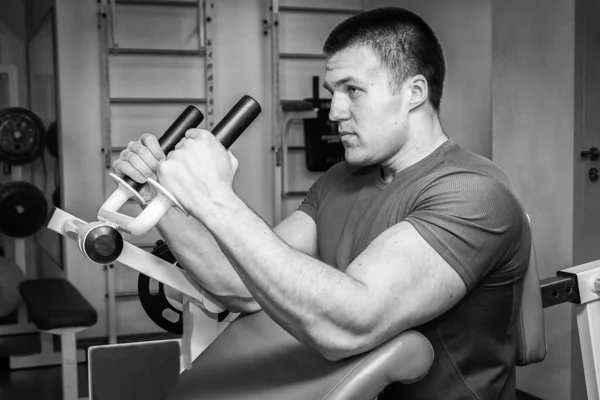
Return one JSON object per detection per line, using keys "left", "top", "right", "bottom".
{"left": 97, "top": 0, "right": 215, "bottom": 343}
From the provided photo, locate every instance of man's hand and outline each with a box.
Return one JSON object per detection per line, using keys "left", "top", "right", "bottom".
{"left": 157, "top": 129, "right": 239, "bottom": 216}
{"left": 112, "top": 133, "right": 165, "bottom": 202}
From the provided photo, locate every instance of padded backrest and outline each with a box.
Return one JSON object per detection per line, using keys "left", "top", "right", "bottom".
{"left": 516, "top": 232, "right": 547, "bottom": 366}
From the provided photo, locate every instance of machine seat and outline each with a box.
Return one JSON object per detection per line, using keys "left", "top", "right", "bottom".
{"left": 19, "top": 278, "right": 97, "bottom": 331}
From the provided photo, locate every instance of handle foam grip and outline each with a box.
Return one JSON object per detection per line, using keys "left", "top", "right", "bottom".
{"left": 124, "top": 105, "right": 205, "bottom": 191}
{"left": 212, "top": 95, "right": 262, "bottom": 149}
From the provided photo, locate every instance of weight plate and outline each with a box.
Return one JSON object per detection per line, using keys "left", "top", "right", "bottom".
{"left": 0, "top": 107, "right": 46, "bottom": 166}
{"left": 0, "top": 181, "right": 48, "bottom": 238}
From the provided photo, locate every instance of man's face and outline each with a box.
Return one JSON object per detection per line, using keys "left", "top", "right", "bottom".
{"left": 324, "top": 45, "right": 409, "bottom": 167}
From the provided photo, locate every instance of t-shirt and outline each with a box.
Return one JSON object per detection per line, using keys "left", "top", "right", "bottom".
{"left": 297, "top": 140, "right": 531, "bottom": 400}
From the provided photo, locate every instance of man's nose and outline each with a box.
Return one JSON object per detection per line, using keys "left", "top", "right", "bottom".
{"left": 329, "top": 94, "right": 349, "bottom": 122}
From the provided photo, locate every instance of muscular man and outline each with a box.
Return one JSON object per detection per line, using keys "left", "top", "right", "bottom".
{"left": 114, "top": 7, "right": 530, "bottom": 399}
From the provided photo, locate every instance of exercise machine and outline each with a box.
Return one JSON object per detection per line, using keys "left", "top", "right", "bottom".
{"left": 45, "top": 95, "right": 599, "bottom": 399}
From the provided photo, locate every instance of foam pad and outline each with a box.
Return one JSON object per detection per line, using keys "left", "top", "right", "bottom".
{"left": 19, "top": 278, "right": 97, "bottom": 330}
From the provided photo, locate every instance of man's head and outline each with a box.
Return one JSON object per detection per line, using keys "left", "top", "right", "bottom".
{"left": 322, "top": 7, "right": 446, "bottom": 168}
{"left": 323, "top": 7, "right": 445, "bottom": 114}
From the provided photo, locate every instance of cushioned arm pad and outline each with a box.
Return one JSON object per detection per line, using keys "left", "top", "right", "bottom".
{"left": 167, "top": 311, "right": 433, "bottom": 400}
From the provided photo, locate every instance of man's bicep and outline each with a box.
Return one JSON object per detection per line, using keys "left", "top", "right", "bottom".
{"left": 274, "top": 210, "right": 318, "bottom": 258}
{"left": 346, "top": 222, "right": 467, "bottom": 335}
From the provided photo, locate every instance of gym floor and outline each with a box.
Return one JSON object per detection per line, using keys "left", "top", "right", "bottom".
{"left": 0, "top": 363, "right": 88, "bottom": 400}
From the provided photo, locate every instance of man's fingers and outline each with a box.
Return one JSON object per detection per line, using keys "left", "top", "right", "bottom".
{"left": 113, "top": 157, "right": 149, "bottom": 184}
{"left": 140, "top": 133, "right": 165, "bottom": 161}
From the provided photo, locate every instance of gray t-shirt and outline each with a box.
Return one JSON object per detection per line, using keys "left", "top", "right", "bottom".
{"left": 298, "top": 140, "right": 530, "bottom": 400}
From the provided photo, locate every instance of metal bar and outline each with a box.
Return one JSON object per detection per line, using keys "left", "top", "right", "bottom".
{"left": 288, "top": 146, "right": 306, "bottom": 151}
{"left": 110, "top": 97, "right": 206, "bottom": 104}
{"left": 109, "top": 0, "right": 119, "bottom": 49}
{"left": 281, "top": 100, "right": 315, "bottom": 112}
{"left": 99, "top": 2, "right": 114, "bottom": 176}
{"left": 109, "top": 47, "right": 205, "bottom": 56}
{"left": 283, "top": 191, "right": 308, "bottom": 198}
{"left": 280, "top": 53, "right": 326, "bottom": 60}
{"left": 106, "top": 264, "right": 118, "bottom": 344}
{"left": 197, "top": 0, "right": 204, "bottom": 48}
{"left": 279, "top": 6, "right": 363, "bottom": 15}
{"left": 114, "top": 290, "right": 158, "bottom": 299}
{"left": 116, "top": 0, "right": 198, "bottom": 6}
{"left": 540, "top": 274, "right": 580, "bottom": 308}
{"left": 203, "top": 0, "right": 215, "bottom": 129}
{"left": 271, "top": 0, "right": 282, "bottom": 224}
{"left": 575, "top": 301, "right": 600, "bottom": 400}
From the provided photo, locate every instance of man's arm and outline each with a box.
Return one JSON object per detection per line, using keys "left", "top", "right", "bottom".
{"left": 155, "top": 208, "right": 318, "bottom": 313}
{"left": 191, "top": 191, "right": 466, "bottom": 360}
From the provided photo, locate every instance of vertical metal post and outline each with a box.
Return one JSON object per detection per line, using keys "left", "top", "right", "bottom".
{"left": 576, "top": 300, "right": 600, "bottom": 400}
{"left": 106, "top": 264, "right": 117, "bottom": 344}
{"left": 60, "top": 331, "right": 79, "bottom": 400}
{"left": 270, "top": 0, "right": 282, "bottom": 224}
{"left": 99, "top": 0, "right": 113, "bottom": 196}
{"left": 99, "top": 1, "right": 117, "bottom": 344}
{"left": 203, "top": 0, "right": 215, "bottom": 130}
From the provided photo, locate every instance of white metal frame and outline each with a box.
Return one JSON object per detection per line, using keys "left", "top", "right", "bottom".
{"left": 559, "top": 261, "right": 600, "bottom": 400}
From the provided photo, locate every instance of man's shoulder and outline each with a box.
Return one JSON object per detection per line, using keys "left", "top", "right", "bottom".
{"left": 438, "top": 143, "right": 515, "bottom": 191}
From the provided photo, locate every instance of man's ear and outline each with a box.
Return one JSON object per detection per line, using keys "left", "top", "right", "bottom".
{"left": 407, "top": 74, "right": 428, "bottom": 111}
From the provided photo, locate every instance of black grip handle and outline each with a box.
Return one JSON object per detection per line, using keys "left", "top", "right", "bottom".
{"left": 123, "top": 105, "right": 204, "bottom": 191}
{"left": 212, "top": 95, "right": 262, "bottom": 149}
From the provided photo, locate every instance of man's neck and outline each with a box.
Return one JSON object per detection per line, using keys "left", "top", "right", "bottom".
{"left": 380, "top": 116, "right": 447, "bottom": 183}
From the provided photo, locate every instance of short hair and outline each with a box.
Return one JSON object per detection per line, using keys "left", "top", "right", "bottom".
{"left": 323, "top": 7, "right": 446, "bottom": 113}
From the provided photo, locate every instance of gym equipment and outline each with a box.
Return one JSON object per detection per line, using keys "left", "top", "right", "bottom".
{"left": 18, "top": 278, "right": 97, "bottom": 400}
{"left": 0, "top": 181, "right": 48, "bottom": 238}
{"left": 0, "top": 252, "right": 26, "bottom": 319}
{"left": 83, "top": 235, "right": 545, "bottom": 400}
{"left": 139, "top": 241, "right": 231, "bottom": 335}
{"left": 0, "top": 107, "right": 46, "bottom": 166}
{"left": 138, "top": 240, "right": 187, "bottom": 335}
{"left": 72, "top": 96, "right": 262, "bottom": 267}
{"left": 303, "top": 76, "right": 344, "bottom": 172}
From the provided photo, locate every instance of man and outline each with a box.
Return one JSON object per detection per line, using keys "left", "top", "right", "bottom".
{"left": 113, "top": 6, "right": 530, "bottom": 399}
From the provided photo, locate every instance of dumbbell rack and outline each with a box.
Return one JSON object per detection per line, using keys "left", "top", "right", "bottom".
{"left": 267, "top": 1, "right": 363, "bottom": 224}
{"left": 97, "top": 0, "right": 215, "bottom": 344}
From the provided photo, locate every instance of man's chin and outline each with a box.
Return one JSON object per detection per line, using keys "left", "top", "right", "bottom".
{"left": 344, "top": 152, "right": 373, "bottom": 167}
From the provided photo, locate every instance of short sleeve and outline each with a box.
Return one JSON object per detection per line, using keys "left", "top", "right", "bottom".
{"left": 297, "top": 179, "right": 321, "bottom": 221}
{"left": 297, "top": 163, "right": 344, "bottom": 221}
{"left": 404, "top": 169, "right": 527, "bottom": 292}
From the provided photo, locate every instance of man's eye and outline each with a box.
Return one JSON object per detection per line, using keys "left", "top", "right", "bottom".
{"left": 348, "top": 87, "right": 360, "bottom": 96}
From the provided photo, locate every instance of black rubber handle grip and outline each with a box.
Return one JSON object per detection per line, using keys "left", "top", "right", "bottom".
{"left": 212, "top": 95, "right": 262, "bottom": 149}
{"left": 124, "top": 105, "right": 205, "bottom": 191}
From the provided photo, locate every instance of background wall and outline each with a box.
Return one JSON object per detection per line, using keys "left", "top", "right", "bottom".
{"left": 369, "top": 0, "right": 492, "bottom": 158}
{"left": 492, "top": 0, "right": 581, "bottom": 399}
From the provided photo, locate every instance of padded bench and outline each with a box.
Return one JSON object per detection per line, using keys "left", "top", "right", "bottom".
{"left": 19, "top": 278, "right": 97, "bottom": 400}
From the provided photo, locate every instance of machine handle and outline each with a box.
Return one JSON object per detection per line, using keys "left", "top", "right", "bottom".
{"left": 123, "top": 105, "right": 205, "bottom": 191}
{"left": 212, "top": 95, "right": 262, "bottom": 149}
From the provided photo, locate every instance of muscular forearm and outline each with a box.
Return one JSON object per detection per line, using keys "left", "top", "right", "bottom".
{"left": 155, "top": 208, "right": 260, "bottom": 313}
{"left": 195, "top": 193, "right": 374, "bottom": 359}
